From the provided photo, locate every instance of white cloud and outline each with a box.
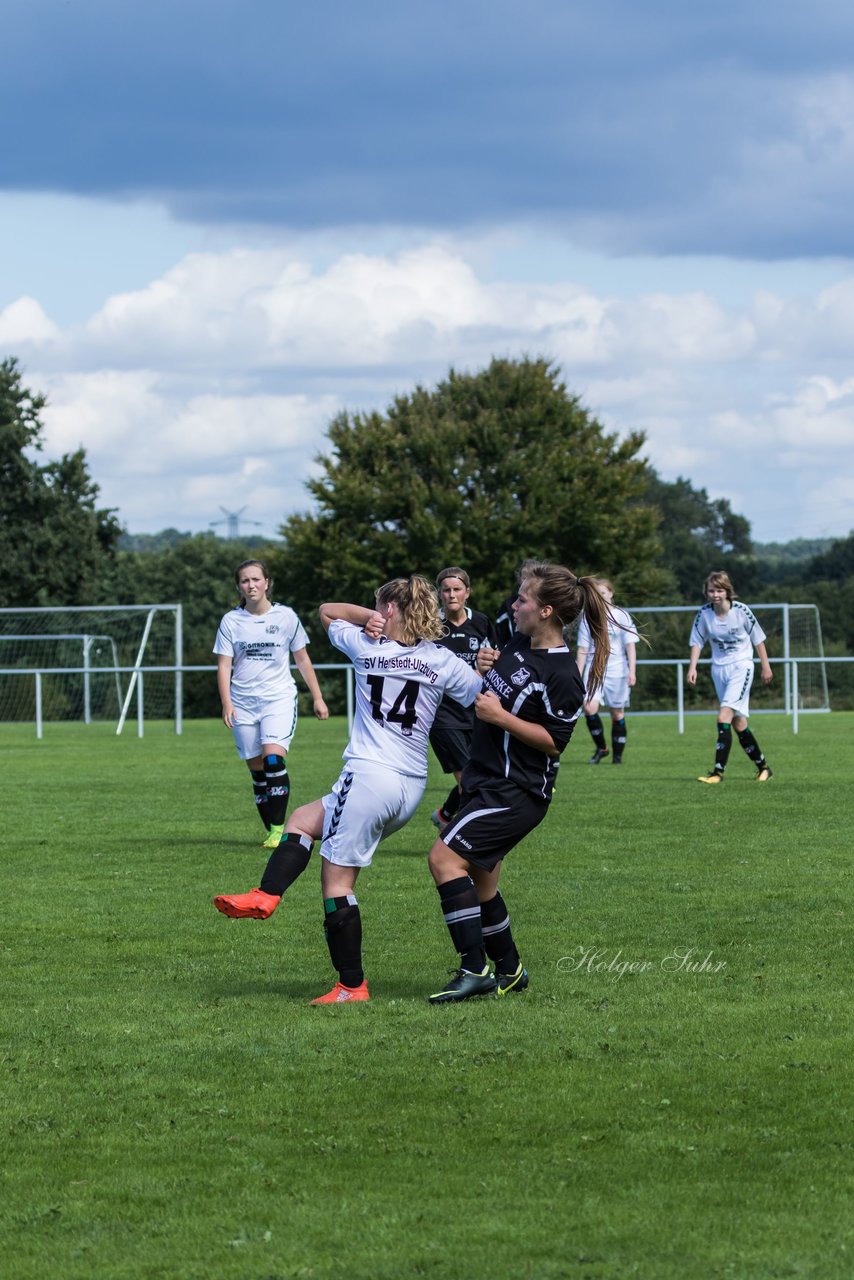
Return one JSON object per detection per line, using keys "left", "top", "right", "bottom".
{"left": 0, "top": 296, "right": 60, "bottom": 346}
{"left": 19, "top": 240, "right": 854, "bottom": 542}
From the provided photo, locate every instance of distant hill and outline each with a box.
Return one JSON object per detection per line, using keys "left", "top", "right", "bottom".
{"left": 753, "top": 537, "right": 836, "bottom": 566}
{"left": 118, "top": 529, "right": 277, "bottom": 553}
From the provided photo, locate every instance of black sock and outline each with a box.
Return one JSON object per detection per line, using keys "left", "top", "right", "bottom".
{"left": 480, "top": 891, "right": 520, "bottom": 976}
{"left": 263, "top": 754, "right": 290, "bottom": 827}
{"left": 250, "top": 769, "right": 272, "bottom": 830}
{"left": 586, "top": 714, "right": 606, "bottom": 751}
{"left": 440, "top": 784, "right": 461, "bottom": 822}
{"left": 323, "top": 895, "right": 363, "bottom": 987}
{"left": 714, "top": 722, "right": 732, "bottom": 774}
{"left": 737, "top": 727, "right": 766, "bottom": 768}
{"left": 259, "top": 832, "right": 313, "bottom": 897}
{"left": 612, "top": 718, "right": 627, "bottom": 761}
{"left": 437, "top": 876, "right": 485, "bottom": 973}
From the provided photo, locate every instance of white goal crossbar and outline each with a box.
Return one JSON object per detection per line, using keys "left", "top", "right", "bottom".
{"left": 626, "top": 602, "right": 829, "bottom": 714}
{"left": 0, "top": 604, "right": 183, "bottom": 733}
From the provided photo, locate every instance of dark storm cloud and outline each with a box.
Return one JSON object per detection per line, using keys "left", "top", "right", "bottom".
{"left": 5, "top": 0, "right": 854, "bottom": 257}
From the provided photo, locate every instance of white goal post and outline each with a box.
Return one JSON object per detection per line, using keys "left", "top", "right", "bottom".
{"left": 625, "top": 602, "right": 830, "bottom": 714}
{"left": 0, "top": 605, "right": 183, "bottom": 733}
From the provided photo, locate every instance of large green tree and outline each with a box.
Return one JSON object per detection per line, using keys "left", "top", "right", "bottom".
{"left": 273, "top": 357, "right": 668, "bottom": 623}
{"left": 0, "top": 357, "right": 121, "bottom": 606}
{"left": 644, "top": 472, "right": 757, "bottom": 602}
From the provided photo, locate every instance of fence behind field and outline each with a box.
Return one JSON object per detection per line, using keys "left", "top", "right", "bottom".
{"left": 2, "top": 657, "right": 853, "bottom": 740}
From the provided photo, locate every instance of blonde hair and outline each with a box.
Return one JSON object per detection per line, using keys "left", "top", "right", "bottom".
{"left": 376, "top": 575, "right": 445, "bottom": 645}
{"left": 703, "top": 570, "right": 734, "bottom": 601}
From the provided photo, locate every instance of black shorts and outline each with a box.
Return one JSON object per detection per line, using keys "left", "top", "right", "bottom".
{"left": 441, "top": 781, "right": 549, "bottom": 871}
{"left": 429, "top": 723, "right": 473, "bottom": 774}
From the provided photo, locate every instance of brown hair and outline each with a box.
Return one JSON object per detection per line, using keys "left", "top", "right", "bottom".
{"left": 376, "top": 575, "right": 445, "bottom": 646}
{"left": 234, "top": 559, "right": 272, "bottom": 608}
{"left": 703, "top": 570, "right": 734, "bottom": 601}
{"left": 522, "top": 561, "right": 612, "bottom": 693}
{"left": 436, "top": 566, "right": 471, "bottom": 590}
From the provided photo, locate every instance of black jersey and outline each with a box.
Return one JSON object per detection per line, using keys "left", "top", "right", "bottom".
{"left": 462, "top": 636, "right": 584, "bottom": 802}
{"left": 494, "top": 595, "right": 517, "bottom": 648}
{"left": 432, "top": 608, "right": 497, "bottom": 730}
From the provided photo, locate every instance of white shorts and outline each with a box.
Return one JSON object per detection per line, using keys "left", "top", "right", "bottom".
{"left": 712, "top": 662, "right": 754, "bottom": 718}
{"left": 231, "top": 692, "right": 298, "bottom": 759}
{"left": 585, "top": 668, "right": 631, "bottom": 711}
{"left": 319, "top": 765, "right": 426, "bottom": 868}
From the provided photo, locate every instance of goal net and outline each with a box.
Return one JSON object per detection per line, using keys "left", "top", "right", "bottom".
{"left": 623, "top": 602, "right": 829, "bottom": 714}
{"left": 0, "top": 605, "right": 182, "bottom": 730}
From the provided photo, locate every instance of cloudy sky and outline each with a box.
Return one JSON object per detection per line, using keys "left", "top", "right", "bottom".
{"left": 2, "top": 0, "right": 853, "bottom": 544}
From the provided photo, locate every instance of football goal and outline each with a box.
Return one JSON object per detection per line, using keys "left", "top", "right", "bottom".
{"left": 625, "top": 602, "right": 830, "bottom": 714}
{"left": 0, "top": 605, "right": 183, "bottom": 733}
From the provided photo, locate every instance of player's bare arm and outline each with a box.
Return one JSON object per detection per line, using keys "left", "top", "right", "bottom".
{"left": 474, "top": 690, "right": 560, "bottom": 757}
{"left": 319, "top": 602, "right": 385, "bottom": 636}
{"left": 686, "top": 644, "right": 701, "bottom": 686}
{"left": 292, "top": 647, "right": 330, "bottom": 719}
{"left": 756, "top": 641, "right": 773, "bottom": 685}
{"left": 217, "top": 653, "right": 236, "bottom": 726}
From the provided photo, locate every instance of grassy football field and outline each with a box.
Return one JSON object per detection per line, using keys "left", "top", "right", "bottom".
{"left": 1, "top": 713, "right": 851, "bottom": 1280}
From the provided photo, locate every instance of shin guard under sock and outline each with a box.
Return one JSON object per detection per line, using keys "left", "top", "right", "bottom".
{"left": 263, "top": 754, "right": 290, "bottom": 827}
{"left": 259, "top": 832, "right": 313, "bottom": 897}
{"left": 250, "top": 769, "right": 272, "bottom": 830}
{"left": 714, "top": 722, "right": 732, "bottom": 774}
{"left": 586, "top": 714, "right": 606, "bottom": 751}
{"left": 323, "top": 896, "right": 363, "bottom": 987}
{"left": 737, "top": 726, "right": 766, "bottom": 768}
{"left": 437, "top": 876, "right": 485, "bottom": 973}
{"left": 480, "top": 891, "right": 520, "bottom": 976}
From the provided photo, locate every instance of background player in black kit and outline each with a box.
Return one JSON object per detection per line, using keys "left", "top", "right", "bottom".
{"left": 429, "top": 566, "right": 497, "bottom": 832}
{"left": 427, "top": 562, "right": 612, "bottom": 1003}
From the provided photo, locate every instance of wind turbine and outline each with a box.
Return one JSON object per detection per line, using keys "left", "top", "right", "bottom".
{"left": 210, "top": 506, "right": 264, "bottom": 539}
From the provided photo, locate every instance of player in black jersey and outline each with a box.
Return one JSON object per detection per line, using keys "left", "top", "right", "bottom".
{"left": 427, "top": 562, "right": 613, "bottom": 1003}
{"left": 429, "top": 567, "right": 497, "bottom": 832}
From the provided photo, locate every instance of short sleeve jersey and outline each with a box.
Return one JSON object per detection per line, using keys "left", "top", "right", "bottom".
{"left": 689, "top": 601, "right": 766, "bottom": 667}
{"left": 433, "top": 608, "right": 497, "bottom": 730}
{"left": 328, "top": 621, "right": 483, "bottom": 778}
{"left": 576, "top": 605, "right": 639, "bottom": 679}
{"left": 462, "top": 636, "right": 585, "bottom": 802}
{"left": 213, "top": 603, "right": 309, "bottom": 703}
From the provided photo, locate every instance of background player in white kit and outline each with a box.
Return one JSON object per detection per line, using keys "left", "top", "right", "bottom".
{"left": 687, "top": 570, "right": 773, "bottom": 784}
{"left": 575, "top": 579, "right": 639, "bottom": 765}
{"left": 214, "top": 560, "right": 329, "bottom": 849}
{"left": 213, "top": 575, "right": 488, "bottom": 1004}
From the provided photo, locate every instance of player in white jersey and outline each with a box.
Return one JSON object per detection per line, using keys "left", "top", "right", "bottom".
{"left": 213, "top": 560, "right": 329, "bottom": 848}
{"left": 687, "top": 570, "right": 773, "bottom": 784}
{"left": 575, "top": 579, "right": 639, "bottom": 765}
{"left": 213, "top": 575, "right": 487, "bottom": 1004}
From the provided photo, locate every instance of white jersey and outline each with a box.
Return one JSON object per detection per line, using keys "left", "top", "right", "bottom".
{"left": 577, "top": 605, "right": 638, "bottom": 679}
{"left": 328, "top": 621, "right": 483, "bottom": 779}
{"left": 213, "top": 603, "right": 309, "bottom": 704}
{"left": 689, "top": 601, "right": 766, "bottom": 668}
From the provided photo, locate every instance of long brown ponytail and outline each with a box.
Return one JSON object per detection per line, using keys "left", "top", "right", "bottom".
{"left": 523, "top": 562, "right": 612, "bottom": 692}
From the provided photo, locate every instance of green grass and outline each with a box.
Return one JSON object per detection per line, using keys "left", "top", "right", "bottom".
{"left": 1, "top": 714, "right": 851, "bottom": 1279}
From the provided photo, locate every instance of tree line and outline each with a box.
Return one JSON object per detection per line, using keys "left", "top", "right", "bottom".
{"left": 2, "top": 355, "right": 851, "bottom": 714}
